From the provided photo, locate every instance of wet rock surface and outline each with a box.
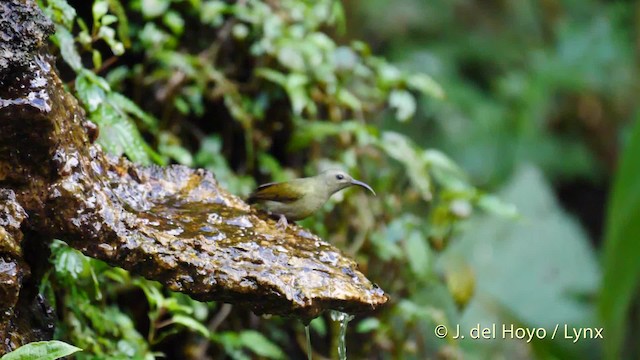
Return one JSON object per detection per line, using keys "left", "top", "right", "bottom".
{"left": 0, "top": 0, "right": 53, "bottom": 72}
{"left": 47, "top": 158, "right": 387, "bottom": 320}
{"left": 0, "top": 188, "right": 55, "bottom": 353}
{"left": 0, "top": 0, "right": 387, "bottom": 353}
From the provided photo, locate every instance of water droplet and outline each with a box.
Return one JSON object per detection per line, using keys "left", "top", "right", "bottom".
{"left": 319, "top": 252, "right": 339, "bottom": 266}
{"left": 225, "top": 216, "right": 253, "bottom": 228}
{"left": 166, "top": 228, "right": 184, "bottom": 236}
{"left": 207, "top": 213, "right": 222, "bottom": 223}
{"left": 297, "top": 229, "right": 315, "bottom": 239}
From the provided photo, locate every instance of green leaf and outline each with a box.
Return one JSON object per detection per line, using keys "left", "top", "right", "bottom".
{"left": 107, "top": 0, "right": 131, "bottom": 47}
{"left": 163, "top": 11, "right": 185, "bottom": 35}
{"left": 442, "top": 165, "right": 599, "bottom": 357}
{"left": 277, "top": 46, "right": 305, "bottom": 71}
{"left": 54, "top": 246, "right": 89, "bottom": 280}
{"left": 389, "top": 89, "right": 416, "bottom": 122}
{"left": 158, "top": 133, "right": 193, "bottom": 166}
{"left": 50, "top": 240, "right": 93, "bottom": 281}
{"left": 211, "top": 332, "right": 253, "bottom": 360}
{"left": 139, "top": 25, "right": 170, "bottom": 53}
{"left": 98, "top": 26, "right": 125, "bottom": 55}
{"left": 333, "top": 46, "right": 358, "bottom": 70}
{"left": 407, "top": 73, "right": 445, "bottom": 99}
{"left": 377, "top": 62, "right": 402, "bottom": 85}
{"left": 403, "top": 230, "right": 431, "bottom": 278}
{"left": 336, "top": 88, "right": 362, "bottom": 111}
{"left": 238, "top": 331, "right": 285, "bottom": 359}
{"left": 96, "top": 106, "right": 152, "bottom": 164}
{"left": 109, "top": 93, "right": 158, "bottom": 128}
{"left": 477, "top": 194, "right": 518, "bottom": 218}
{"left": 141, "top": 0, "right": 170, "bottom": 18}
{"left": 257, "top": 153, "right": 286, "bottom": 182}
{"left": 75, "top": 71, "right": 107, "bottom": 112}
{"left": 55, "top": 26, "right": 82, "bottom": 71}
{"left": 309, "top": 317, "right": 327, "bottom": 336}
{"left": 600, "top": 117, "right": 640, "bottom": 359}
{"left": 1, "top": 341, "right": 81, "bottom": 360}
{"left": 74, "top": 71, "right": 155, "bottom": 164}
{"left": 289, "top": 120, "right": 373, "bottom": 151}
{"left": 135, "top": 280, "right": 165, "bottom": 308}
{"left": 330, "top": 0, "right": 346, "bottom": 33}
{"left": 379, "top": 131, "right": 432, "bottom": 201}
{"left": 356, "top": 317, "right": 380, "bottom": 333}
{"left": 370, "top": 215, "right": 413, "bottom": 261}
{"left": 101, "top": 14, "right": 118, "bottom": 26}
{"left": 172, "top": 315, "right": 210, "bottom": 338}
{"left": 77, "top": 28, "right": 92, "bottom": 47}
{"left": 92, "top": 0, "right": 109, "bottom": 22}
{"left": 200, "top": 1, "right": 227, "bottom": 26}
{"left": 45, "top": 0, "right": 77, "bottom": 29}
{"left": 370, "top": 231, "right": 403, "bottom": 261}
{"left": 396, "top": 299, "right": 442, "bottom": 322}
{"left": 255, "top": 68, "right": 288, "bottom": 86}
{"left": 255, "top": 69, "right": 310, "bottom": 114}
{"left": 423, "top": 149, "right": 469, "bottom": 191}
{"left": 92, "top": 49, "right": 103, "bottom": 69}
{"left": 285, "top": 73, "right": 310, "bottom": 115}
{"left": 232, "top": 23, "right": 250, "bottom": 40}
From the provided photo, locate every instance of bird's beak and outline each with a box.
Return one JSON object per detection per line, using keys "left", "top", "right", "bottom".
{"left": 350, "top": 179, "right": 376, "bottom": 196}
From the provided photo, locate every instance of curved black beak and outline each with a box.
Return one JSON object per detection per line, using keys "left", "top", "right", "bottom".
{"left": 351, "top": 179, "right": 376, "bottom": 196}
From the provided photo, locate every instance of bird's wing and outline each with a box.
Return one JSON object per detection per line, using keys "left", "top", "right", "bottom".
{"left": 247, "top": 181, "right": 305, "bottom": 204}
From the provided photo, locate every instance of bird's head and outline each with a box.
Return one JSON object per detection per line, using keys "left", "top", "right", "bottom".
{"left": 320, "top": 170, "right": 376, "bottom": 196}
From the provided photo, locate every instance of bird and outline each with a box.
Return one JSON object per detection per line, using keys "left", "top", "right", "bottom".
{"left": 247, "top": 170, "right": 376, "bottom": 228}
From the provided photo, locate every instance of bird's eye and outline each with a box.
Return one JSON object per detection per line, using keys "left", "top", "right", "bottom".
{"left": 336, "top": 174, "right": 344, "bottom": 180}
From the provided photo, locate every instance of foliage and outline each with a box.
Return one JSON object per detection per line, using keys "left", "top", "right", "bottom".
{"left": 43, "top": 240, "right": 287, "bottom": 359}
{"left": 600, "top": 112, "right": 640, "bottom": 359}
{"left": 352, "top": 0, "right": 633, "bottom": 186}
{"left": 0, "top": 341, "right": 81, "bottom": 360}
{"left": 442, "top": 166, "right": 599, "bottom": 357}
{"left": 345, "top": 0, "right": 636, "bottom": 358}
{"left": 41, "top": 240, "right": 155, "bottom": 359}
{"left": 32, "top": 0, "right": 625, "bottom": 358}
{"left": 40, "top": 0, "right": 162, "bottom": 164}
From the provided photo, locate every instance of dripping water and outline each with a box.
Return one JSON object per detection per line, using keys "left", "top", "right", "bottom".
{"left": 305, "top": 324, "right": 312, "bottom": 360}
{"left": 330, "top": 310, "right": 354, "bottom": 360}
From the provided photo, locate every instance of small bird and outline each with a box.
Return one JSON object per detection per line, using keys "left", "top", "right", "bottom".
{"left": 247, "top": 170, "right": 376, "bottom": 228}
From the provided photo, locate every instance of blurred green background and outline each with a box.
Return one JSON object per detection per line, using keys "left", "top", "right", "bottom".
{"left": 30, "top": 0, "right": 640, "bottom": 359}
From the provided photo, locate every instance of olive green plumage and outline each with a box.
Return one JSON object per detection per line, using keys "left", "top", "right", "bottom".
{"left": 247, "top": 170, "right": 375, "bottom": 222}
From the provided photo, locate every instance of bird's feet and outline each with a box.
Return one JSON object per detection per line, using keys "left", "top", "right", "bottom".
{"left": 276, "top": 215, "right": 289, "bottom": 230}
